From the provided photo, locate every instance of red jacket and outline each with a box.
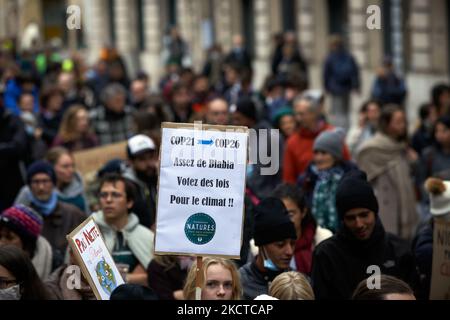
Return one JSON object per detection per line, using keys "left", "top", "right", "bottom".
{"left": 283, "top": 122, "right": 351, "bottom": 184}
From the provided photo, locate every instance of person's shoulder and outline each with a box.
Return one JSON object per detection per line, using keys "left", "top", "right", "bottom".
{"left": 314, "top": 235, "right": 339, "bottom": 256}
{"left": 239, "top": 262, "right": 253, "bottom": 276}
{"left": 421, "top": 145, "right": 437, "bottom": 158}
{"left": 386, "top": 233, "right": 412, "bottom": 255}
{"left": 58, "top": 201, "right": 86, "bottom": 218}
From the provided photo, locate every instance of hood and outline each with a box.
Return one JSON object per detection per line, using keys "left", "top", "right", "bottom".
{"left": 92, "top": 210, "right": 140, "bottom": 233}
{"left": 58, "top": 171, "right": 85, "bottom": 198}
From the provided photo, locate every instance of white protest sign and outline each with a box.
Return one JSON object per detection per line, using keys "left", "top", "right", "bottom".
{"left": 430, "top": 218, "right": 450, "bottom": 300}
{"left": 67, "top": 217, "right": 125, "bottom": 300}
{"left": 155, "top": 122, "right": 248, "bottom": 258}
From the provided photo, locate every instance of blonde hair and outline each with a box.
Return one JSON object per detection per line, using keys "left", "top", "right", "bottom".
{"left": 45, "top": 146, "right": 73, "bottom": 166}
{"left": 57, "top": 104, "right": 88, "bottom": 142}
{"left": 183, "top": 257, "right": 242, "bottom": 300}
{"left": 269, "top": 271, "right": 315, "bottom": 300}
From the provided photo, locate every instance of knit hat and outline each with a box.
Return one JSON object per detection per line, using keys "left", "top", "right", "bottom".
{"left": 127, "top": 134, "right": 156, "bottom": 159}
{"left": 253, "top": 198, "right": 297, "bottom": 246}
{"left": 313, "top": 128, "right": 345, "bottom": 160}
{"left": 0, "top": 205, "right": 43, "bottom": 241}
{"left": 272, "top": 107, "right": 294, "bottom": 126}
{"left": 232, "top": 98, "right": 257, "bottom": 122}
{"left": 335, "top": 170, "right": 379, "bottom": 220}
{"left": 425, "top": 178, "right": 450, "bottom": 216}
{"left": 97, "top": 158, "right": 126, "bottom": 178}
{"left": 26, "top": 160, "right": 56, "bottom": 185}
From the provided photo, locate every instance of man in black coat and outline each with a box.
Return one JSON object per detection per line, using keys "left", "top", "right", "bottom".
{"left": 0, "top": 96, "right": 27, "bottom": 211}
{"left": 311, "top": 170, "right": 418, "bottom": 300}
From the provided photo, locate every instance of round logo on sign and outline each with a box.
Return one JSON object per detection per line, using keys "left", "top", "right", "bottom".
{"left": 184, "top": 213, "right": 216, "bottom": 245}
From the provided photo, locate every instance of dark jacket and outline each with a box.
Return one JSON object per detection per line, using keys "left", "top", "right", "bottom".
{"left": 311, "top": 218, "right": 418, "bottom": 300}
{"left": 147, "top": 260, "right": 187, "bottom": 300}
{"left": 371, "top": 72, "right": 407, "bottom": 106}
{"left": 324, "top": 49, "right": 359, "bottom": 95}
{"left": 412, "top": 218, "right": 433, "bottom": 300}
{"left": 246, "top": 120, "right": 282, "bottom": 199}
{"left": 39, "top": 111, "right": 63, "bottom": 147}
{"left": 239, "top": 260, "right": 287, "bottom": 300}
{"left": 123, "top": 167, "right": 157, "bottom": 229}
{"left": 0, "top": 110, "right": 27, "bottom": 211}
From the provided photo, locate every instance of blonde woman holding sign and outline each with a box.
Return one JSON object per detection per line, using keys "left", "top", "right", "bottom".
{"left": 183, "top": 257, "right": 242, "bottom": 300}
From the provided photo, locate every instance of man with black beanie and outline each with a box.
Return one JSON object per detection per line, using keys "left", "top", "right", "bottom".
{"left": 311, "top": 170, "right": 418, "bottom": 300}
{"left": 239, "top": 197, "right": 297, "bottom": 300}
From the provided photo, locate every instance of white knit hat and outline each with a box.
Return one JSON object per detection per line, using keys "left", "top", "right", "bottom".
{"left": 429, "top": 181, "right": 450, "bottom": 216}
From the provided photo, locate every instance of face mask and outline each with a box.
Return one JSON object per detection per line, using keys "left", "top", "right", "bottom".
{"left": 263, "top": 258, "right": 281, "bottom": 272}
{"left": 246, "top": 164, "right": 254, "bottom": 178}
{"left": 261, "top": 247, "right": 280, "bottom": 272}
{"left": 0, "top": 284, "right": 21, "bottom": 300}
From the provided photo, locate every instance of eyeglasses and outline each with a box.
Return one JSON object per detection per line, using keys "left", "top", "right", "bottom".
{"left": 99, "top": 192, "right": 125, "bottom": 200}
{"left": 0, "top": 278, "right": 18, "bottom": 289}
{"left": 30, "top": 178, "right": 52, "bottom": 186}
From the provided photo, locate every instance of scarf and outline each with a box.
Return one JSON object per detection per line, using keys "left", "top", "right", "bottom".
{"left": 311, "top": 165, "right": 344, "bottom": 232}
{"left": 29, "top": 190, "right": 58, "bottom": 216}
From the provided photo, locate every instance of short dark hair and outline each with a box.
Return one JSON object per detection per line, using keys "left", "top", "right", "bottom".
{"left": 0, "top": 245, "right": 51, "bottom": 299}
{"left": 98, "top": 173, "right": 136, "bottom": 203}
{"left": 352, "top": 275, "right": 414, "bottom": 300}
{"left": 431, "top": 83, "right": 450, "bottom": 110}
{"left": 271, "top": 183, "right": 316, "bottom": 229}
{"left": 360, "top": 100, "right": 381, "bottom": 114}
{"left": 378, "top": 104, "right": 404, "bottom": 135}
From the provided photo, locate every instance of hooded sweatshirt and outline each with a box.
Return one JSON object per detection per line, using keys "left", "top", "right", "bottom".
{"left": 311, "top": 218, "right": 417, "bottom": 300}
{"left": 122, "top": 166, "right": 157, "bottom": 229}
{"left": 92, "top": 211, "right": 154, "bottom": 269}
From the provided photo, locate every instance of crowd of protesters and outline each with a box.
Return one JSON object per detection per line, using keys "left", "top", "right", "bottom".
{"left": 1, "top": 28, "right": 450, "bottom": 301}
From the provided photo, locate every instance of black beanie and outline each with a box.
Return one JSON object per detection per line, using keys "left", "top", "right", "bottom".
{"left": 253, "top": 197, "right": 297, "bottom": 246}
{"left": 335, "top": 170, "right": 379, "bottom": 220}
{"left": 26, "top": 160, "right": 56, "bottom": 185}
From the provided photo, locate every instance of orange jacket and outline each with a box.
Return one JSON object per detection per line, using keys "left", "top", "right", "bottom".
{"left": 283, "top": 123, "right": 351, "bottom": 184}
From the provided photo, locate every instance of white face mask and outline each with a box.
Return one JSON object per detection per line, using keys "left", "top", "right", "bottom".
{"left": 0, "top": 284, "right": 21, "bottom": 300}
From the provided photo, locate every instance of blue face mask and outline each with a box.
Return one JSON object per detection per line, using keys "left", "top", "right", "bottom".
{"left": 263, "top": 258, "right": 281, "bottom": 272}
{"left": 246, "top": 164, "right": 254, "bottom": 178}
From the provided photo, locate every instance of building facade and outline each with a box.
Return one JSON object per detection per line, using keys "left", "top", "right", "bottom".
{"left": 1, "top": 0, "right": 449, "bottom": 126}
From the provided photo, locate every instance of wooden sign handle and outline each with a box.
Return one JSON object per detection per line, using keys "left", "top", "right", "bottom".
{"left": 195, "top": 256, "right": 203, "bottom": 300}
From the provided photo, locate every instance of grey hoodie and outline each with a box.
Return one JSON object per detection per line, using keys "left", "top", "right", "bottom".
{"left": 92, "top": 211, "right": 154, "bottom": 269}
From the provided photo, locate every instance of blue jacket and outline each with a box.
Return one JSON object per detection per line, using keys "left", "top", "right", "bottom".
{"left": 323, "top": 50, "right": 360, "bottom": 95}
{"left": 4, "top": 79, "right": 39, "bottom": 116}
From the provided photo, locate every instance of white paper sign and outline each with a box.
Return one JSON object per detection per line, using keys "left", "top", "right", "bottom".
{"left": 155, "top": 123, "right": 248, "bottom": 257}
{"left": 67, "top": 217, "right": 125, "bottom": 300}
